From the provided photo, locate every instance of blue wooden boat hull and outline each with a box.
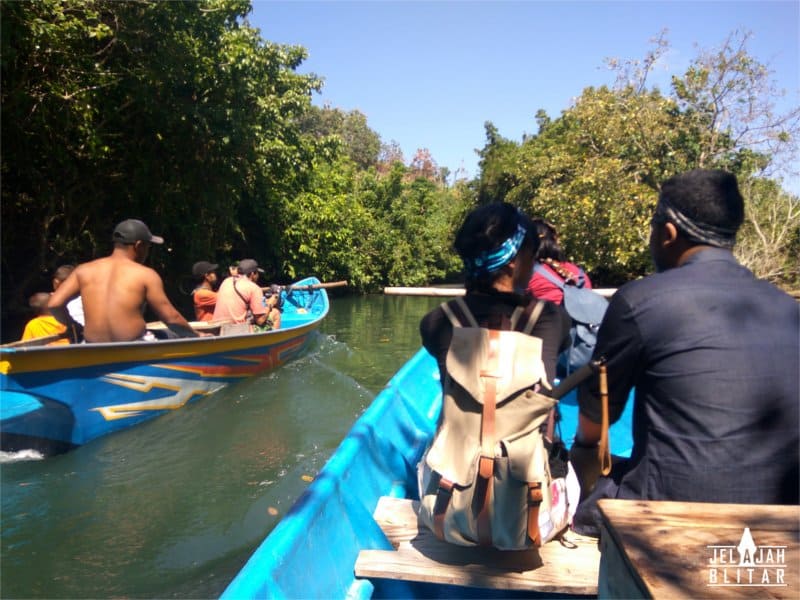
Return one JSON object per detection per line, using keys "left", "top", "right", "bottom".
{"left": 0, "top": 277, "right": 329, "bottom": 455}
{"left": 223, "top": 347, "right": 633, "bottom": 599}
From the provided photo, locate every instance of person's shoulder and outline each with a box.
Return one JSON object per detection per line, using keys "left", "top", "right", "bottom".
{"left": 241, "top": 277, "right": 263, "bottom": 293}
{"left": 753, "top": 278, "right": 799, "bottom": 308}
{"left": 529, "top": 296, "right": 569, "bottom": 326}
{"left": 74, "top": 255, "right": 109, "bottom": 273}
{"left": 420, "top": 301, "right": 449, "bottom": 332}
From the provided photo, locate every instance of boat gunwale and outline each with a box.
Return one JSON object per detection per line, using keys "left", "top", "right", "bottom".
{"left": 1, "top": 279, "right": 329, "bottom": 374}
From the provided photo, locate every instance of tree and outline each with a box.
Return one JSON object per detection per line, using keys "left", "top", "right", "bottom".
{"left": 734, "top": 179, "right": 800, "bottom": 287}
{"left": 474, "top": 31, "right": 799, "bottom": 286}
{"left": 298, "top": 105, "right": 381, "bottom": 169}
{"left": 377, "top": 139, "right": 405, "bottom": 173}
{"left": 671, "top": 31, "right": 800, "bottom": 182}
{"left": 408, "top": 148, "right": 439, "bottom": 181}
{"left": 475, "top": 122, "right": 521, "bottom": 205}
{"left": 1, "top": 0, "right": 321, "bottom": 330}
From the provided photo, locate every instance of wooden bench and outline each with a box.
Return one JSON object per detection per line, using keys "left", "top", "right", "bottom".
{"left": 355, "top": 496, "right": 601, "bottom": 595}
{"left": 597, "top": 499, "right": 800, "bottom": 599}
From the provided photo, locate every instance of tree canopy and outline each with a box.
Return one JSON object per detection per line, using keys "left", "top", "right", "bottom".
{"left": 2, "top": 5, "right": 797, "bottom": 341}
{"left": 475, "top": 31, "right": 799, "bottom": 285}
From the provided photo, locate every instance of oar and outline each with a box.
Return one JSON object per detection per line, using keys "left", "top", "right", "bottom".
{"left": 1, "top": 333, "right": 68, "bottom": 348}
{"left": 261, "top": 280, "right": 348, "bottom": 293}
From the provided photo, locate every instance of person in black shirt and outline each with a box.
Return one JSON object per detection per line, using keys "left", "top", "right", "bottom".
{"left": 420, "top": 202, "right": 570, "bottom": 390}
{"left": 571, "top": 169, "right": 799, "bottom": 536}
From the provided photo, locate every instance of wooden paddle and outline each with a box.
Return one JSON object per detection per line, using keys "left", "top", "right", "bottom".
{"left": 145, "top": 319, "right": 231, "bottom": 332}
{"left": 262, "top": 280, "right": 348, "bottom": 293}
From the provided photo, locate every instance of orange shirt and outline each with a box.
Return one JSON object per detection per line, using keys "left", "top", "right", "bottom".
{"left": 21, "top": 316, "right": 69, "bottom": 345}
{"left": 193, "top": 287, "right": 218, "bottom": 322}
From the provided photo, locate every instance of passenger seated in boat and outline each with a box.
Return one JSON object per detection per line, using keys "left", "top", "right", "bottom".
{"left": 48, "top": 219, "right": 199, "bottom": 343}
{"left": 53, "top": 265, "right": 85, "bottom": 328}
{"left": 571, "top": 169, "right": 800, "bottom": 537}
{"left": 191, "top": 261, "right": 219, "bottom": 322}
{"left": 21, "top": 292, "right": 69, "bottom": 345}
{"left": 263, "top": 286, "right": 282, "bottom": 330}
{"left": 213, "top": 259, "right": 280, "bottom": 330}
{"left": 420, "top": 203, "right": 570, "bottom": 390}
{"left": 418, "top": 203, "right": 572, "bottom": 548}
{"left": 526, "top": 219, "right": 593, "bottom": 305}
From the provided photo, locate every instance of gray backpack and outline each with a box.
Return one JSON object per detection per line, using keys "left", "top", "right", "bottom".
{"left": 534, "top": 264, "right": 608, "bottom": 374}
{"left": 418, "top": 297, "right": 570, "bottom": 549}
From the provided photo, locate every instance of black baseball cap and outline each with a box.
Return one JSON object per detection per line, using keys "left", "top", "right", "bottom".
{"left": 238, "top": 259, "right": 264, "bottom": 275}
{"left": 112, "top": 219, "right": 164, "bottom": 245}
{"left": 192, "top": 261, "right": 218, "bottom": 278}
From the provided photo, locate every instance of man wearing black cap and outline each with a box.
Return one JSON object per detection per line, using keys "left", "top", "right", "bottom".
{"left": 212, "top": 258, "right": 279, "bottom": 329}
{"left": 191, "top": 261, "right": 219, "bottom": 322}
{"left": 49, "top": 219, "right": 199, "bottom": 342}
{"left": 570, "top": 169, "right": 799, "bottom": 535}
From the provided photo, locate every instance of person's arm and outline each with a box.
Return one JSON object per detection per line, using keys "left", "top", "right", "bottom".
{"left": 193, "top": 289, "right": 217, "bottom": 308}
{"left": 571, "top": 292, "right": 641, "bottom": 496}
{"left": 266, "top": 296, "right": 281, "bottom": 329}
{"left": 248, "top": 285, "right": 268, "bottom": 326}
{"left": 576, "top": 292, "right": 641, "bottom": 433}
{"left": 530, "top": 301, "right": 571, "bottom": 385}
{"left": 48, "top": 271, "right": 80, "bottom": 328}
{"left": 144, "top": 270, "right": 199, "bottom": 337}
{"left": 420, "top": 304, "right": 456, "bottom": 397}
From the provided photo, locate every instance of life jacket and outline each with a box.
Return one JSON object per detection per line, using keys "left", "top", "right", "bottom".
{"left": 418, "top": 296, "right": 571, "bottom": 549}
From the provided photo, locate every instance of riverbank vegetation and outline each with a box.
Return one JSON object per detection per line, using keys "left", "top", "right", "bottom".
{"left": 2, "top": 0, "right": 797, "bottom": 340}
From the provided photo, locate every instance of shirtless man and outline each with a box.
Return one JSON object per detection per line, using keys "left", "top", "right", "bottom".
{"left": 49, "top": 219, "right": 198, "bottom": 342}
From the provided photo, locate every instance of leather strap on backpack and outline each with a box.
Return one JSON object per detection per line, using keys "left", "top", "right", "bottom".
{"left": 527, "top": 482, "right": 543, "bottom": 546}
{"left": 433, "top": 476, "right": 454, "bottom": 541}
{"left": 475, "top": 328, "right": 501, "bottom": 546}
{"left": 598, "top": 363, "right": 612, "bottom": 476}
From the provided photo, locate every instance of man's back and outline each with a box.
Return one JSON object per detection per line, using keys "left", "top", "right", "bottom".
{"left": 74, "top": 254, "right": 158, "bottom": 342}
{"left": 605, "top": 248, "right": 798, "bottom": 503}
{"left": 213, "top": 276, "right": 264, "bottom": 324}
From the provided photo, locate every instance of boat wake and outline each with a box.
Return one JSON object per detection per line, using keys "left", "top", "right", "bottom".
{"left": 0, "top": 449, "right": 45, "bottom": 463}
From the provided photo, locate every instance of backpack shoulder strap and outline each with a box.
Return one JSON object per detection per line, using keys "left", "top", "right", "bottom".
{"left": 574, "top": 268, "right": 587, "bottom": 289}
{"left": 508, "top": 305, "right": 526, "bottom": 330}
{"left": 519, "top": 300, "right": 546, "bottom": 335}
{"left": 440, "top": 296, "right": 479, "bottom": 328}
{"left": 534, "top": 263, "right": 565, "bottom": 290}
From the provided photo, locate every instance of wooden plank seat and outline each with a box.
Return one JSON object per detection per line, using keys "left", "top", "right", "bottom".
{"left": 355, "top": 496, "right": 601, "bottom": 595}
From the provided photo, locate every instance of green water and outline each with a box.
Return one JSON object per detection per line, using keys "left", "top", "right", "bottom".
{"left": 0, "top": 294, "right": 442, "bottom": 599}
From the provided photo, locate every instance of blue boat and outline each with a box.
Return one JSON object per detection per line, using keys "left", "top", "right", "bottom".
{"left": 223, "top": 347, "right": 633, "bottom": 599}
{"left": 0, "top": 277, "right": 331, "bottom": 455}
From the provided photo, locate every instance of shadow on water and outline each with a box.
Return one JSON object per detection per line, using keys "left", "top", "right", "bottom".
{"left": 0, "top": 294, "right": 441, "bottom": 598}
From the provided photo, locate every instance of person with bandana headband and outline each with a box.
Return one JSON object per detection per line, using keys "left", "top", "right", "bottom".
{"left": 570, "top": 169, "right": 799, "bottom": 537}
{"left": 420, "top": 202, "right": 571, "bottom": 396}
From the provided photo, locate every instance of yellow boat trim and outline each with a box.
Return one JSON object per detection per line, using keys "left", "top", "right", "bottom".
{"left": 0, "top": 324, "right": 317, "bottom": 375}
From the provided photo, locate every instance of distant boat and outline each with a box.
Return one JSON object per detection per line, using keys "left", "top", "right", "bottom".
{"left": 1, "top": 276, "right": 332, "bottom": 455}
{"left": 222, "top": 347, "right": 633, "bottom": 599}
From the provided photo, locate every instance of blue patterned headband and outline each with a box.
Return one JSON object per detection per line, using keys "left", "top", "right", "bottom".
{"left": 463, "top": 223, "right": 528, "bottom": 277}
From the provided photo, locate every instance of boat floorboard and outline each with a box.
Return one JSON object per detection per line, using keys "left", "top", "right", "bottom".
{"left": 355, "top": 496, "right": 600, "bottom": 595}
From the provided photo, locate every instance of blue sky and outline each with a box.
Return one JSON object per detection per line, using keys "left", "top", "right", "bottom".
{"left": 249, "top": 1, "right": 799, "bottom": 189}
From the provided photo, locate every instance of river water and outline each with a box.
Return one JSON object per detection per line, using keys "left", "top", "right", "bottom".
{"left": 0, "top": 294, "right": 442, "bottom": 599}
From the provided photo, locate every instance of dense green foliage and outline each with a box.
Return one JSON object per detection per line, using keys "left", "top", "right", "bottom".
{"left": 475, "top": 32, "right": 799, "bottom": 286}
{"left": 1, "top": 0, "right": 469, "bottom": 339}
{"left": 1, "top": 5, "right": 796, "bottom": 341}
